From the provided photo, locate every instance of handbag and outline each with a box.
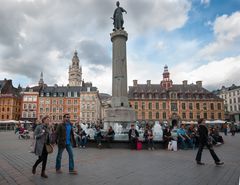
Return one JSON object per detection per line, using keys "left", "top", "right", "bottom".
{"left": 45, "top": 144, "right": 53, "bottom": 154}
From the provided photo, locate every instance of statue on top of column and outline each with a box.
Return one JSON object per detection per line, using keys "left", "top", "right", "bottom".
{"left": 112, "top": 1, "right": 127, "bottom": 31}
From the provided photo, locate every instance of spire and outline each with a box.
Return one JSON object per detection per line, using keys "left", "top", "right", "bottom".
{"left": 68, "top": 50, "right": 82, "bottom": 86}
{"left": 38, "top": 72, "right": 44, "bottom": 87}
{"left": 74, "top": 50, "right": 78, "bottom": 56}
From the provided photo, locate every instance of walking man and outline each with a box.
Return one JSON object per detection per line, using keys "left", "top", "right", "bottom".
{"left": 195, "top": 118, "right": 224, "bottom": 165}
{"left": 55, "top": 114, "right": 78, "bottom": 174}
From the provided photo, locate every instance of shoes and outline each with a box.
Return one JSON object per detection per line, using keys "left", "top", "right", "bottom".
{"left": 41, "top": 172, "right": 48, "bottom": 178}
{"left": 32, "top": 166, "right": 36, "bottom": 174}
{"left": 69, "top": 170, "right": 78, "bottom": 175}
{"left": 215, "top": 161, "right": 224, "bottom": 166}
{"left": 196, "top": 161, "right": 205, "bottom": 165}
{"left": 56, "top": 169, "right": 63, "bottom": 174}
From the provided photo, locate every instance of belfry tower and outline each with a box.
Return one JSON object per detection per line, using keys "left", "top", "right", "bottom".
{"left": 160, "top": 65, "right": 173, "bottom": 90}
{"left": 68, "top": 50, "right": 82, "bottom": 86}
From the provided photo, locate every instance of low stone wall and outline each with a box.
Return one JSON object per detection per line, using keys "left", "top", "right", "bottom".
{"left": 75, "top": 139, "right": 164, "bottom": 149}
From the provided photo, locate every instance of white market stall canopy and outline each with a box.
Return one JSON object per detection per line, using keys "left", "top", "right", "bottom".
{"left": 205, "top": 120, "right": 225, "bottom": 124}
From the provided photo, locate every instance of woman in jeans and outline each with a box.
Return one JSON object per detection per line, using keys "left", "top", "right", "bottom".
{"left": 32, "top": 116, "right": 51, "bottom": 178}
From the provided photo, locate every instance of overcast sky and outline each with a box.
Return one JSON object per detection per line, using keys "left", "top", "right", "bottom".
{"left": 0, "top": 0, "right": 240, "bottom": 94}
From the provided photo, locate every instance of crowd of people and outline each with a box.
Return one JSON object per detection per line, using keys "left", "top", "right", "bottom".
{"left": 15, "top": 116, "right": 239, "bottom": 178}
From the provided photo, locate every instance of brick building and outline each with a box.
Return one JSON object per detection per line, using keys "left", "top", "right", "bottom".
{"left": 128, "top": 66, "right": 224, "bottom": 126}
{"left": 0, "top": 79, "right": 21, "bottom": 121}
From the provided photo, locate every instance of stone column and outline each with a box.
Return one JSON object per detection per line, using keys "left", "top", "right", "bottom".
{"left": 110, "top": 30, "right": 129, "bottom": 108}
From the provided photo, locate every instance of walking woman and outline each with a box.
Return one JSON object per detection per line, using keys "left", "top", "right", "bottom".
{"left": 32, "top": 115, "right": 51, "bottom": 178}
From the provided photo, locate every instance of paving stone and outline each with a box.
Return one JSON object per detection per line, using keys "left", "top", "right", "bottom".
{"left": 0, "top": 131, "right": 239, "bottom": 185}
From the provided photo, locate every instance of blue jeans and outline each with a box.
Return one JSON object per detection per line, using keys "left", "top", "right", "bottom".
{"left": 80, "top": 137, "right": 87, "bottom": 147}
{"left": 56, "top": 144, "right": 74, "bottom": 171}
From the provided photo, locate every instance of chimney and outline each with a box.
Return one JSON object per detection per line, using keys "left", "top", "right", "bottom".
{"left": 147, "top": 80, "right": 151, "bottom": 86}
{"left": 183, "top": 80, "right": 188, "bottom": 86}
{"left": 196, "top": 81, "right": 202, "bottom": 88}
{"left": 133, "top": 80, "right": 138, "bottom": 86}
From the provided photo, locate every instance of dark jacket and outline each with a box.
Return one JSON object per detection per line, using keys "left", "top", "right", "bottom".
{"left": 198, "top": 124, "right": 208, "bottom": 144}
{"left": 56, "top": 122, "right": 76, "bottom": 148}
{"left": 128, "top": 129, "right": 139, "bottom": 140}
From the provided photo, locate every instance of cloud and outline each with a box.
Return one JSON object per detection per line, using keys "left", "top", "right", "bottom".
{"left": 171, "top": 56, "right": 240, "bottom": 90}
{"left": 201, "top": 0, "right": 210, "bottom": 6}
{"left": 127, "top": 0, "right": 191, "bottom": 32}
{"left": 0, "top": 0, "right": 192, "bottom": 94}
{"left": 199, "top": 11, "right": 240, "bottom": 60}
{"left": 78, "top": 40, "right": 111, "bottom": 66}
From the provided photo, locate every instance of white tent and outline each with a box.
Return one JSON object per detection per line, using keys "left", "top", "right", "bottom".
{"left": 205, "top": 120, "right": 225, "bottom": 124}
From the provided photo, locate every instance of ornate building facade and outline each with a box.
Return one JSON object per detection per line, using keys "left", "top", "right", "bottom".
{"left": 80, "top": 82, "right": 101, "bottom": 124}
{"left": 68, "top": 50, "right": 82, "bottom": 86}
{"left": 21, "top": 73, "right": 46, "bottom": 122}
{"left": 215, "top": 84, "right": 240, "bottom": 122}
{"left": 0, "top": 79, "right": 21, "bottom": 121}
{"left": 128, "top": 66, "right": 224, "bottom": 126}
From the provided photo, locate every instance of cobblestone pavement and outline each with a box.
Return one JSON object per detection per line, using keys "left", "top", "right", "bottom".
{"left": 0, "top": 131, "right": 239, "bottom": 185}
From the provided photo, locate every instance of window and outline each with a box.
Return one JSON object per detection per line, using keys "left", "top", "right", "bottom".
{"left": 217, "top": 103, "right": 221, "bottom": 110}
{"left": 134, "top": 102, "right": 138, "bottom": 110}
{"left": 218, "top": 113, "right": 222, "bottom": 119}
{"left": 197, "top": 113, "right": 200, "bottom": 119}
{"left": 189, "top": 103, "right": 193, "bottom": 110}
{"left": 171, "top": 103, "right": 178, "bottom": 111}
{"left": 148, "top": 102, "right": 152, "bottom": 109}
{"left": 148, "top": 94, "right": 152, "bottom": 99}
{"left": 203, "top": 103, "right": 207, "bottom": 110}
{"left": 182, "top": 112, "right": 186, "bottom": 119}
{"left": 211, "top": 113, "right": 214, "bottom": 120}
{"left": 156, "top": 102, "right": 159, "bottom": 109}
{"left": 68, "top": 92, "right": 71, "bottom": 97}
{"left": 196, "top": 103, "right": 200, "bottom": 110}
{"left": 149, "top": 112, "right": 152, "bottom": 119}
{"left": 210, "top": 103, "right": 214, "bottom": 110}
{"left": 156, "top": 112, "right": 159, "bottom": 119}
{"left": 162, "top": 102, "right": 166, "bottom": 109}
{"left": 189, "top": 112, "right": 193, "bottom": 119}
{"left": 74, "top": 100, "right": 78, "bottom": 104}
{"left": 142, "top": 102, "right": 145, "bottom": 110}
{"left": 182, "top": 103, "right": 186, "bottom": 110}
{"left": 142, "top": 112, "right": 145, "bottom": 119}
{"left": 163, "top": 112, "right": 166, "bottom": 119}
{"left": 33, "top": 111, "right": 36, "bottom": 118}
{"left": 74, "top": 92, "right": 78, "bottom": 97}
{"left": 68, "top": 100, "right": 71, "bottom": 104}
